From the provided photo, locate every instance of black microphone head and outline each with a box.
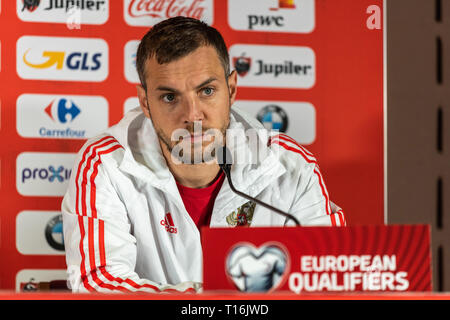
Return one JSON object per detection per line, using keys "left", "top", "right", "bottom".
{"left": 216, "top": 145, "right": 233, "bottom": 170}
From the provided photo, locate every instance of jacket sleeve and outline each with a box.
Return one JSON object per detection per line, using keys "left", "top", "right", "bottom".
{"left": 288, "top": 160, "right": 347, "bottom": 227}
{"left": 61, "top": 136, "right": 201, "bottom": 293}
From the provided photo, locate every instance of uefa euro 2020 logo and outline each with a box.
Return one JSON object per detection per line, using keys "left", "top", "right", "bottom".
{"left": 226, "top": 243, "right": 289, "bottom": 292}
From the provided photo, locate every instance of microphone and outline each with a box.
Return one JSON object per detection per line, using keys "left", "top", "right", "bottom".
{"left": 217, "top": 146, "right": 301, "bottom": 226}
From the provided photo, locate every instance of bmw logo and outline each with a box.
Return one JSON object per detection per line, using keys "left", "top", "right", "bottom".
{"left": 256, "top": 105, "right": 289, "bottom": 132}
{"left": 45, "top": 215, "right": 65, "bottom": 251}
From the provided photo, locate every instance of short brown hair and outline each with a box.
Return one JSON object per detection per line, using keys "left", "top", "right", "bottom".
{"left": 136, "top": 16, "right": 230, "bottom": 91}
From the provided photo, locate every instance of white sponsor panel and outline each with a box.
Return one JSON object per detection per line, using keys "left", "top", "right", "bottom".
{"left": 16, "top": 152, "right": 76, "bottom": 197}
{"left": 16, "top": 211, "right": 65, "bottom": 256}
{"left": 124, "top": 97, "right": 140, "bottom": 115}
{"left": 17, "top": 0, "right": 109, "bottom": 25}
{"left": 17, "top": 94, "right": 109, "bottom": 139}
{"left": 228, "top": 0, "right": 315, "bottom": 33}
{"left": 124, "top": 0, "right": 214, "bottom": 26}
{"left": 17, "top": 36, "right": 109, "bottom": 82}
{"left": 230, "top": 44, "right": 315, "bottom": 89}
{"left": 124, "top": 40, "right": 140, "bottom": 84}
{"left": 16, "top": 269, "right": 68, "bottom": 292}
{"left": 235, "top": 100, "right": 316, "bottom": 145}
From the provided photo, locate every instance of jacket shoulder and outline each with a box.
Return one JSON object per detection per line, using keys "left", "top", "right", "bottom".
{"left": 268, "top": 133, "right": 318, "bottom": 170}
{"left": 75, "top": 134, "right": 125, "bottom": 168}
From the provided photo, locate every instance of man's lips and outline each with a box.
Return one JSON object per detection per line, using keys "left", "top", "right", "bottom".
{"left": 180, "top": 133, "right": 213, "bottom": 143}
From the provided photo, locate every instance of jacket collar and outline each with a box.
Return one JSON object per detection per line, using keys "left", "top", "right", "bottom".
{"left": 110, "top": 106, "right": 286, "bottom": 199}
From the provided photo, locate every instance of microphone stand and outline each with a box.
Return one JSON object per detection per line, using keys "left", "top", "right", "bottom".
{"left": 219, "top": 161, "right": 301, "bottom": 226}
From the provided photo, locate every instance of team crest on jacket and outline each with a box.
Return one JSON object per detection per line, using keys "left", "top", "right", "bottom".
{"left": 226, "top": 201, "right": 256, "bottom": 227}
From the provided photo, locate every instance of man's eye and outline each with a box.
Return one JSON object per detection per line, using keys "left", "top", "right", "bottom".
{"left": 202, "top": 87, "right": 214, "bottom": 96}
{"left": 162, "top": 93, "right": 176, "bottom": 103}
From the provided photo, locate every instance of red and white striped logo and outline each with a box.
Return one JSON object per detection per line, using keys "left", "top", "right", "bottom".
{"left": 160, "top": 212, "right": 178, "bottom": 234}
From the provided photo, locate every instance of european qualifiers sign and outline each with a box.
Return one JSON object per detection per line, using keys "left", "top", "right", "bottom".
{"left": 202, "top": 225, "right": 432, "bottom": 293}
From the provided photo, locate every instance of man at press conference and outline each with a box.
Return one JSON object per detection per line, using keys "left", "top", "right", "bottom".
{"left": 61, "top": 16, "right": 346, "bottom": 293}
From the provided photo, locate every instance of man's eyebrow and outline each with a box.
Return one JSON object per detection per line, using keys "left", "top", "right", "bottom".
{"left": 156, "top": 85, "right": 180, "bottom": 93}
{"left": 195, "top": 77, "right": 218, "bottom": 89}
{"left": 155, "top": 77, "right": 218, "bottom": 92}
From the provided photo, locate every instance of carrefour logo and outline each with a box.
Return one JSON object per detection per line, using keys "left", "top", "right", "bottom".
{"left": 16, "top": 152, "right": 76, "bottom": 196}
{"left": 17, "top": 36, "right": 108, "bottom": 81}
{"left": 45, "top": 98, "right": 81, "bottom": 123}
{"left": 17, "top": 94, "right": 109, "bottom": 139}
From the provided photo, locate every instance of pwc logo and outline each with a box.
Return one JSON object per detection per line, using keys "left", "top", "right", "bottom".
{"left": 124, "top": 0, "right": 213, "bottom": 27}
{"left": 16, "top": 152, "right": 76, "bottom": 196}
{"left": 17, "top": 94, "right": 108, "bottom": 139}
{"left": 230, "top": 44, "right": 316, "bottom": 89}
{"left": 228, "top": 0, "right": 314, "bottom": 33}
{"left": 160, "top": 212, "right": 178, "bottom": 234}
{"left": 17, "top": 36, "right": 108, "bottom": 82}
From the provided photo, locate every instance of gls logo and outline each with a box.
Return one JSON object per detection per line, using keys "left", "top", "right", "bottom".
{"left": 228, "top": 0, "right": 314, "bottom": 33}
{"left": 16, "top": 152, "right": 76, "bottom": 196}
{"left": 17, "top": 94, "right": 109, "bottom": 139}
{"left": 23, "top": 50, "right": 102, "bottom": 71}
{"left": 17, "top": 36, "right": 108, "bottom": 82}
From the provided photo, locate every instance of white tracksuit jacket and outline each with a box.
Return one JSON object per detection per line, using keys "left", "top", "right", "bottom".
{"left": 62, "top": 106, "right": 346, "bottom": 294}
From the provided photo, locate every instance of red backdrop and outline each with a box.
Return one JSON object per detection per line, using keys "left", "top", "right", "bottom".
{"left": 0, "top": 0, "right": 384, "bottom": 290}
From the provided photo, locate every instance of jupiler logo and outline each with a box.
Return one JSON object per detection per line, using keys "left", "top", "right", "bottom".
{"left": 233, "top": 54, "right": 313, "bottom": 78}
{"left": 127, "top": 0, "right": 206, "bottom": 19}
{"left": 22, "top": 0, "right": 40, "bottom": 12}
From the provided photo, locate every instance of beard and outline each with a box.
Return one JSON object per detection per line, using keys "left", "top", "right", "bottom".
{"left": 154, "top": 116, "right": 230, "bottom": 165}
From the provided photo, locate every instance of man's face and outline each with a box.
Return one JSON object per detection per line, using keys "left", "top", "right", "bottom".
{"left": 137, "top": 45, "right": 237, "bottom": 164}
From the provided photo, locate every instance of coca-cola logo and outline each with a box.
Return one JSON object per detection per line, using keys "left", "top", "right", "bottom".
{"left": 128, "top": 0, "right": 207, "bottom": 20}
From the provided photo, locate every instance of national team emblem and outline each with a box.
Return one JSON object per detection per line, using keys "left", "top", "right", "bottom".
{"left": 233, "top": 54, "right": 251, "bottom": 77}
{"left": 226, "top": 201, "right": 255, "bottom": 227}
{"left": 257, "top": 104, "right": 289, "bottom": 132}
{"left": 226, "top": 243, "right": 289, "bottom": 292}
{"left": 22, "top": 0, "right": 40, "bottom": 12}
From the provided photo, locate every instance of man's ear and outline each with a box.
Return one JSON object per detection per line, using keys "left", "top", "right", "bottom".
{"left": 136, "top": 84, "right": 151, "bottom": 119}
{"left": 227, "top": 70, "right": 238, "bottom": 107}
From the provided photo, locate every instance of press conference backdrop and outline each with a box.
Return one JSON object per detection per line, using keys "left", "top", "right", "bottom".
{"left": 0, "top": 1, "right": 384, "bottom": 290}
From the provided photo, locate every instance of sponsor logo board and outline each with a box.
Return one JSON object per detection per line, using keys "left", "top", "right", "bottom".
{"left": 17, "top": 94, "right": 109, "bottom": 139}
{"left": 16, "top": 152, "right": 76, "bottom": 196}
{"left": 236, "top": 100, "right": 316, "bottom": 145}
{"left": 16, "top": 211, "right": 65, "bottom": 255}
{"left": 124, "top": 40, "right": 139, "bottom": 84}
{"left": 124, "top": 0, "right": 213, "bottom": 26}
{"left": 17, "top": 0, "right": 109, "bottom": 25}
{"left": 230, "top": 44, "right": 315, "bottom": 89}
{"left": 228, "top": 0, "right": 315, "bottom": 33}
{"left": 16, "top": 269, "right": 68, "bottom": 292}
{"left": 17, "top": 36, "right": 109, "bottom": 82}
{"left": 124, "top": 97, "right": 140, "bottom": 115}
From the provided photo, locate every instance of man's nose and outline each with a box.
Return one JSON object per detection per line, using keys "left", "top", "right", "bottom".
{"left": 184, "top": 96, "right": 204, "bottom": 123}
